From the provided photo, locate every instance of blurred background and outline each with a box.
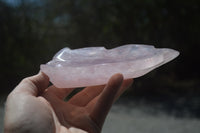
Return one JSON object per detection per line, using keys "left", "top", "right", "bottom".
{"left": 0, "top": 0, "right": 200, "bottom": 132}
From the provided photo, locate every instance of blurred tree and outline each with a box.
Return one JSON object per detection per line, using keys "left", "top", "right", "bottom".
{"left": 0, "top": 0, "right": 200, "bottom": 96}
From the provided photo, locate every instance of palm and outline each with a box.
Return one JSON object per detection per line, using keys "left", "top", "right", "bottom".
{"left": 4, "top": 73, "right": 133, "bottom": 133}
{"left": 43, "top": 76, "right": 133, "bottom": 133}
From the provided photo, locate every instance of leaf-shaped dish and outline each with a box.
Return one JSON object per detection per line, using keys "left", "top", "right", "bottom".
{"left": 40, "top": 44, "right": 179, "bottom": 88}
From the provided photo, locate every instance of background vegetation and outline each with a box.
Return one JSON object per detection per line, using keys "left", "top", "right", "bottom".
{"left": 0, "top": 0, "right": 200, "bottom": 117}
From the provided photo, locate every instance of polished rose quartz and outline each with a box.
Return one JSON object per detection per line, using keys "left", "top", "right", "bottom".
{"left": 40, "top": 44, "right": 179, "bottom": 88}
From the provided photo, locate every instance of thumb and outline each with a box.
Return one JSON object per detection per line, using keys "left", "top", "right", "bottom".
{"left": 13, "top": 72, "right": 49, "bottom": 96}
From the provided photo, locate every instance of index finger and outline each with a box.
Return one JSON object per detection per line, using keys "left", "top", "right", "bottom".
{"left": 89, "top": 73, "right": 123, "bottom": 128}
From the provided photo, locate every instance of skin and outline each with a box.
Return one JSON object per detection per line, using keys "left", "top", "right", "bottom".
{"left": 4, "top": 72, "right": 133, "bottom": 133}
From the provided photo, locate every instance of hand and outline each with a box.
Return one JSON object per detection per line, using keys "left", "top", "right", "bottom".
{"left": 4, "top": 72, "right": 133, "bottom": 133}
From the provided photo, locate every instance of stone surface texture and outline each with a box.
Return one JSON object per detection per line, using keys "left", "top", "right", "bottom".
{"left": 40, "top": 44, "right": 179, "bottom": 88}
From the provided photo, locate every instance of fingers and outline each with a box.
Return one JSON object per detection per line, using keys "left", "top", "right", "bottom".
{"left": 13, "top": 72, "right": 49, "bottom": 96}
{"left": 44, "top": 85, "right": 75, "bottom": 100}
{"left": 68, "top": 85, "right": 105, "bottom": 106}
{"left": 85, "top": 79, "right": 133, "bottom": 112}
{"left": 114, "top": 78, "right": 133, "bottom": 101}
{"left": 89, "top": 73, "right": 123, "bottom": 128}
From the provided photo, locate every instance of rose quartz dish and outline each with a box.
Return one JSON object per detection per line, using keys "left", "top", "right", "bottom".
{"left": 40, "top": 44, "right": 179, "bottom": 88}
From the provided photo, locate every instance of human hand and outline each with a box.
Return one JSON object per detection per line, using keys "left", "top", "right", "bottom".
{"left": 4, "top": 72, "right": 133, "bottom": 133}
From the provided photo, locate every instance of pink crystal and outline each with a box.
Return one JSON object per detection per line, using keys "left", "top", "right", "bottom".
{"left": 40, "top": 44, "right": 179, "bottom": 88}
